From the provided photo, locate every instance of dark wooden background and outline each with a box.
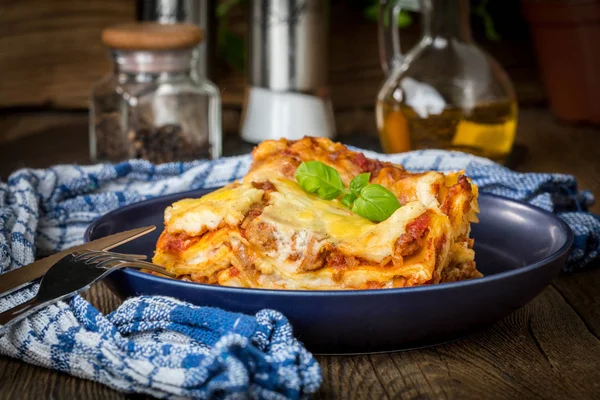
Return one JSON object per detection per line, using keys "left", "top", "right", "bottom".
{"left": 0, "top": 0, "right": 546, "bottom": 146}
{"left": 1, "top": 2, "right": 600, "bottom": 398}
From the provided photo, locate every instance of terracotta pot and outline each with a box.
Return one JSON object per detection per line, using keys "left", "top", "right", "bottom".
{"left": 522, "top": 0, "right": 600, "bottom": 123}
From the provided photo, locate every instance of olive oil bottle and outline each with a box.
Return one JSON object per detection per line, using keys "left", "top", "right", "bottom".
{"left": 377, "top": 0, "right": 518, "bottom": 163}
{"left": 377, "top": 100, "right": 518, "bottom": 162}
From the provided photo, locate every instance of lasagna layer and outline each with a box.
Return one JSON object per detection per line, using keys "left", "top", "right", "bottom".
{"left": 153, "top": 137, "right": 481, "bottom": 290}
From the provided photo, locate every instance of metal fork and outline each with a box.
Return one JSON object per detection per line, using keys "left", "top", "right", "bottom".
{"left": 0, "top": 251, "right": 175, "bottom": 330}
{"left": 72, "top": 250, "right": 175, "bottom": 277}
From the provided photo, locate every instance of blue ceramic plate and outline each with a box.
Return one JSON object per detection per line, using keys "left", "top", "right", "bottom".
{"left": 85, "top": 190, "right": 573, "bottom": 354}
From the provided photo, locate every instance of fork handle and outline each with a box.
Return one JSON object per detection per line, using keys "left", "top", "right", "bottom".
{"left": 0, "top": 296, "right": 41, "bottom": 326}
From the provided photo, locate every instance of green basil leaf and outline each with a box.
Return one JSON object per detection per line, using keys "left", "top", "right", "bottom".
{"left": 295, "top": 161, "right": 345, "bottom": 200}
{"left": 349, "top": 172, "right": 371, "bottom": 196}
{"left": 341, "top": 193, "right": 357, "bottom": 208}
{"left": 352, "top": 184, "right": 401, "bottom": 222}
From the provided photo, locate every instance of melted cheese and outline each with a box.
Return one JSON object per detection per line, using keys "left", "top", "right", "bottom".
{"left": 258, "top": 179, "right": 428, "bottom": 262}
{"left": 415, "top": 171, "right": 444, "bottom": 209}
{"left": 153, "top": 136, "right": 480, "bottom": 290}
{"left": 164, "top": 185, "right": 264, "bottom": 235}
{"left": 155, "top": 177, "right": 452, "bottom": 288}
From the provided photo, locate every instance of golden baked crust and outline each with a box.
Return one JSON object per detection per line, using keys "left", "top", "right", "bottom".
{"left": 153, "top": 137, "right": 482, "bottom": 290}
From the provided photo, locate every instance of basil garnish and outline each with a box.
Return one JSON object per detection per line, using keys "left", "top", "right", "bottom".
{"left": 295, "top": 160, "right": 345, "bottom": 200}
{"left": 295, "top": 161, "right": 401, "bottom": 222}
{"left": 349, "top": 173, "right": 370, "bottom": 196}
{"left": 352, "top": 184, "right": 402, "bottom": 222}
{"left": 341, "top": 193, "right": 357, "bottom": 208}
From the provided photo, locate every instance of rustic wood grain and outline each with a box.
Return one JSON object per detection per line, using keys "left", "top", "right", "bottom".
{"left": 0, "top": 108, "right": 243, "bottom": 149}
{"left": 0, "top": 0, "right": 548, "bottom": 144}
{"left": 0, "top": 110, "right": 380, "bottom": 176}
{"left": 515, "top": 109, "right": 600, "bottom": 210}
{"left": 0, "top": 0, "right": 545, "bottom": 113}
{"left": 0, "top": 112, "right": 90, "bottom": 173}
{"left": 0, "top": 105, "right": 378, "bottom": 145}
{"left": 0, "top": 283, "right": 136, "bottom": 400}
{"left": 0, "top": 0, "right": 134, "bottom": 109}
{"left": 0, "top": 108, "right": 599, "bottom": 399}
{"left": 552, "top": 264, "right": 600, "bottom": 339}
{"left": 0, "top": 111, "right": 86, "bottom": 143}
{"left": 2, "top": 109, "right": 598, "bottom": 213}
{"left": 314, "top": 280, "right": 600, "bottom": 400}
{"left": 0, "top": 357, "right": 126, "bottom": 400}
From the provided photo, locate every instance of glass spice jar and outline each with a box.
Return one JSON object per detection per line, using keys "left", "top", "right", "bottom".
{"left": 90, "top": 22, "right": 221, "bottom": 164}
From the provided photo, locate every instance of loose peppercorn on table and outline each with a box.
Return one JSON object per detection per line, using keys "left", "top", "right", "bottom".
{"left": 0, "top": 109, "right": 599, "bottom": 399}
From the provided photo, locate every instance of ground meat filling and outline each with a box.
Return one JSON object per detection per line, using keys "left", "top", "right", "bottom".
{"left": 365, "top": 281, "right": 385, "bottom": 289}
{"left": 352, "top": 152, "right": 385, "bottom": 175}
{"left": 240, "top": 200, "right": 278, "bottom": 252}
{"left": 299, "top": 241, "right": 333, "bottom": 273}
{"left": 441, "top": 260, "right": 480, "bottom": 282}
{"left": 440, "top": 175, "right": 472, "bottom": 216}
{"left": 231, "top": 241, "right": 253, "bottom": 269}
{"left": 244, "top": 222, "right": 278, "bottom": 251}
{"left": 240, "top": 203, "right": 264, "bottom": 231}
{"left": 159, "top": 232, "right": 202, "bottom": 254}
{"left": 299, "top": 244, "right": 330, "bottom": 272}
{"left": 395, "top": 234, "right": 421, "bottom": 257}
{"left": 295, "top": 212, "right": 431, "bottom": 275}
{"left": 251, "top": 180, "right": 277, "bottom": 193}
{"left": 298, "top": 243, "right": 362, "bottom": 278}
{"left": 394, "top": 213, "right": 431, "bottom": 258}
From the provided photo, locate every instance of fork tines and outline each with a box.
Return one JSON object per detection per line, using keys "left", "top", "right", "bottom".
{"left": 72, "top": 250, "right": 176, "bottom": 278}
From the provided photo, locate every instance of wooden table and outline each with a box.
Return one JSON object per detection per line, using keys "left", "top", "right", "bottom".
{"left": 1, "top": 108, "right": 599, "bottom": 399}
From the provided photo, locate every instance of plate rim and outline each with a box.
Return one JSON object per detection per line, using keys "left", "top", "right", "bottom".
{"left": 84, "top": 189, "right": 574, "bottom": 297}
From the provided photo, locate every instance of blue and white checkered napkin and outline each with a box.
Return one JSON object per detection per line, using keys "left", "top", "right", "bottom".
{"left": 0, "top": 148, "right": 598, "bottom": 398}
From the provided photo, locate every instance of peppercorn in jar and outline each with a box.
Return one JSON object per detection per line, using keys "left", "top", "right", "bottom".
{"left": 90, "top": 22, "right": 221, "bottom": 163}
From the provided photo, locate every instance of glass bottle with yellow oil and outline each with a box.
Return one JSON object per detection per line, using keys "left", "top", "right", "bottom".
{"left": 376, "top": 0, "right": 517, "bottom": 163}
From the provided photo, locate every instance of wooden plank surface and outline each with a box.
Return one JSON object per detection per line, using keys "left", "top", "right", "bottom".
{"left": 0, "top": 0, "right": 545, "bottom": 115}
{"left": 1, "top": 108, "right": 598, "bottom": 214}
{"left": 1, "top": 265, "right": 599, "bottom": 400}
{"left": 314, "top": 266, "right": 600, "bottom": 400}
{"left": 0, "top": 0, "right": 134, "bottom": 109}
{"left": 0, "top": 107, "right": 599, "bottom": 399}
{"left": 0, "top": 0, "right": 548, "bottom": 144}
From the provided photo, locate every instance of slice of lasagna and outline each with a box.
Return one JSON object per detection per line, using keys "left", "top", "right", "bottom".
{"left": 153, "top": 137, "right": 481, "bottom": 290}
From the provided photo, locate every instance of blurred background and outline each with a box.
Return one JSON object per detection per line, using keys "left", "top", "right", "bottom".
{"left": 0, "top": 0, "right": 598, "bottom": 178}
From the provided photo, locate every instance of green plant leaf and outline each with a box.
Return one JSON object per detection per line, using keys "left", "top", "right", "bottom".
{"left": 352, "top": 184, "right": 401, "bottom": 222}
{"left": 364, "top": 3, "right": 378, "bottom": 22}
{"left": 473, "top": 0, "right": 500, "bottom": 41}
{"left": 397, "top": 10, "right": 412, "bottom": 28}
{"left": 218, "top": 30, "right": 245, "bottom": 72}
{"left": 367, "top": 0, "right": 413, "bottom": 29}
{"left": 217, "top": 0, "right": 246, "bottom": 18}
{"left": 341, "top": 193, "right": 357, "bottom": 208}
{"left": 216, "top": 0, "right": 247, "bottom": 70}
{"left": 349, "top": 173, "right": 371, "bottom": 196}
{"left": 295, "top": 161, "right": 346, "bottom": 200}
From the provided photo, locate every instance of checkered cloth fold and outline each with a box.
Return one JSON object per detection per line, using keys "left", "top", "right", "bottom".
{"left": 0, "top": 148, "right": 598, "bottom": 399}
